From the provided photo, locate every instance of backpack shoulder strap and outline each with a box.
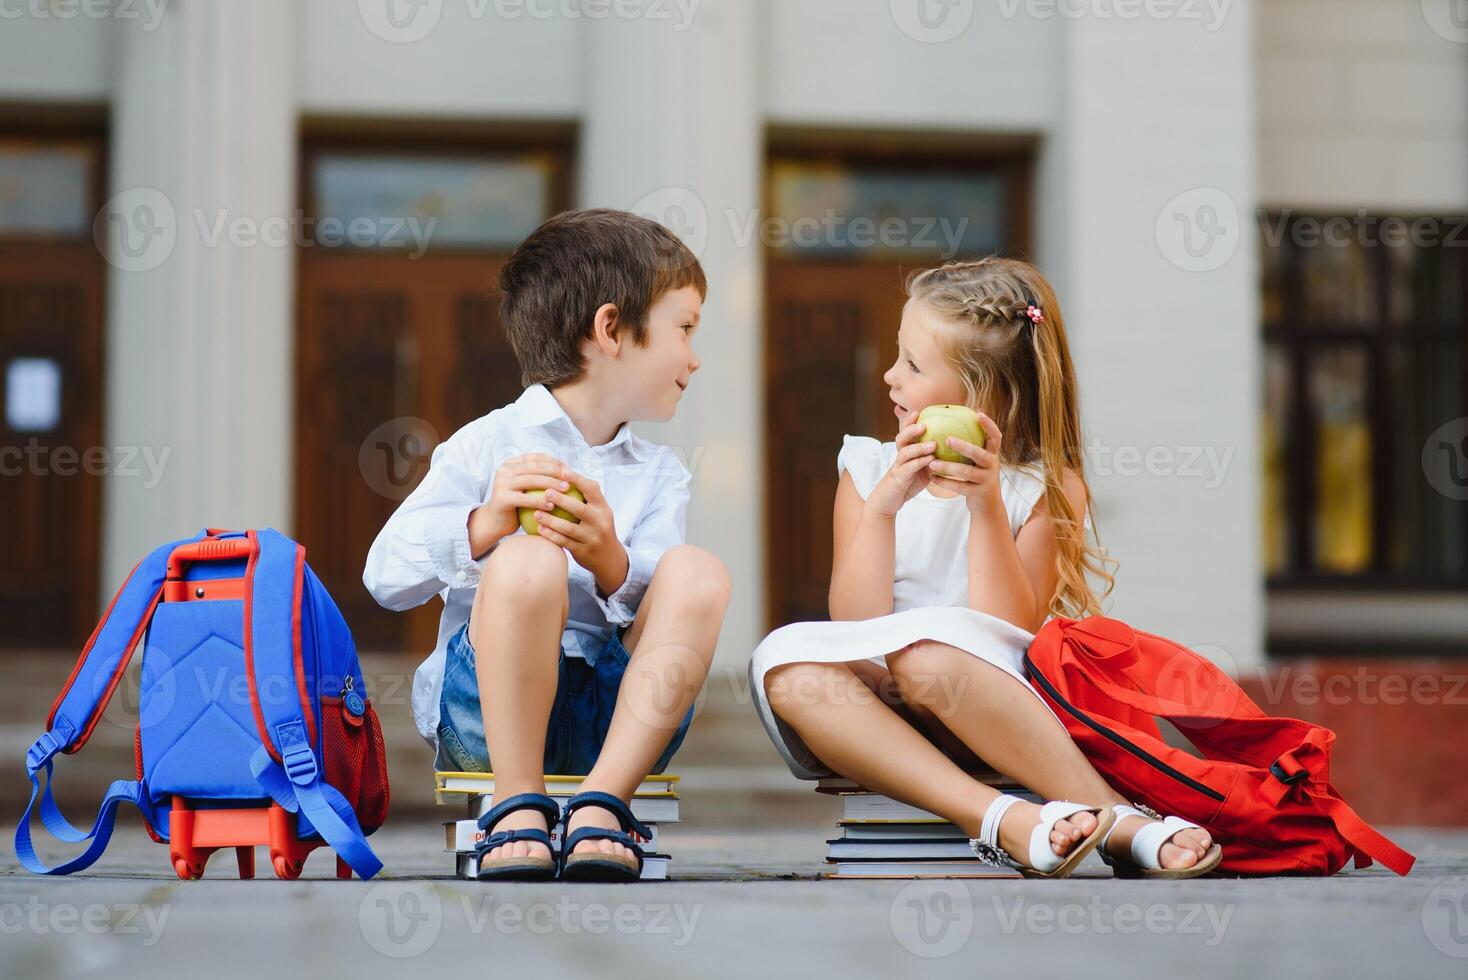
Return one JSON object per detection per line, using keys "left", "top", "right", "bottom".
{"left": 244, "top": 529, "right": 382, "bottom": 879}
{"left": 15, "top": 529, "right": 212, "bottom": 874}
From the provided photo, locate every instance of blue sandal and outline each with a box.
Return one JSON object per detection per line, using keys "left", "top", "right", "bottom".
{"left": 558, "top": 791, "right": 651, "bottom": 883}
{"left": 474, "top": 792, "right": 560, "bottom": 881}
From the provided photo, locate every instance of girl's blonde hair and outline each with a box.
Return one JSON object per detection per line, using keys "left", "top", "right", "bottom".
{"left": 905, "top": 257, "right": 1116, "bottom": 619}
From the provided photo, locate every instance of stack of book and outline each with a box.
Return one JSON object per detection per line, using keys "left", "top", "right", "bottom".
{"left": 818, "top": 772, "right": 1042, "bottom": 878}
{"left": 435, "top": 771, "right": 679, "bottom": 880}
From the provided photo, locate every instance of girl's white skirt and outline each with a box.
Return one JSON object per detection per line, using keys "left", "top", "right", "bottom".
{"left": 748, "top": 606, "right": 1059, "bottom": 780}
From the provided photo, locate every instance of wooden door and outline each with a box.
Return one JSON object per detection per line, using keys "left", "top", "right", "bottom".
{"left": 295, "top": 252, "right": 521, "bottom": 654}
{"left": 0, "top": 242, "right": 105, "bottom": 647}
{"left": 764, "top": 263, "right": 908, "bottom": 628}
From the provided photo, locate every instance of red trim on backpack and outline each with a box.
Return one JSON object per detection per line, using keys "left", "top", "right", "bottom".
{"left": 290, "top": 544, "right": 318, "bottom": 748}
{"left": 239, "top": 531, "right": 279, "bottom": 764}
{"left": 67, "top": 587, "right": 164, "bottom": 753}
{"left": 46, "top": 555, "right": 146, "bottom": 732}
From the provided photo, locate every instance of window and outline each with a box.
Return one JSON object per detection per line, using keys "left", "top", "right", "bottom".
{"left": 0, "top": 140, "right": 95, "bottom": 237}
{"left": 767, "top": 160, "right": 1015, "bottom": 261}
{"left": 308, "top": 152, "right": 559, "bottom": 252}
{"left": 1262, "top": 213, "right": 1468, "bottom": 587}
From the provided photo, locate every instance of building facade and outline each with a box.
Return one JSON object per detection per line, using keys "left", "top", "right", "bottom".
{"left": 0, "top": 0, "right": 1463, "bottom": 700}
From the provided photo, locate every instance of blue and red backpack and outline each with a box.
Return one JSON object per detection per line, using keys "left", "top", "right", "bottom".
{"left": 16, "top": 529, "right": 389, "bottom": 879}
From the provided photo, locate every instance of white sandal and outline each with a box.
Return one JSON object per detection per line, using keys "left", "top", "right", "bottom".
{"left": 1100, "top": 803, "right": 1223, "bottom": 879}
{"left": 968, "top": 795, "right": 1115, "bottom": 879}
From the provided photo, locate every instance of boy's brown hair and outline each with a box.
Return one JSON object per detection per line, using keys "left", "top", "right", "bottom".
{"left": 498, "top": 208, "right": 708, "bottom": 388}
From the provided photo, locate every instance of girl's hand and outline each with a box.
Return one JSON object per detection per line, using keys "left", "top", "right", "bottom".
{"left": 925, "top": 411, "right": 1006, "bottom": 518}
{"left": 866, "top": 413, "right": 938, "bottom": 519}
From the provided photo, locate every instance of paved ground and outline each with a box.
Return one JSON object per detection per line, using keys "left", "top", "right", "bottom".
{"left": 3, "top": 817, "right": 1467, "bottom": 979}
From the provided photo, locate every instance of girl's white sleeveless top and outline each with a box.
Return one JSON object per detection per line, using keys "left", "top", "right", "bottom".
{"left": 836, "top": 435, "right": 1089, "bottom": 610}
{"left": 747, "top": 435, "right": 1086, "bottom": 780}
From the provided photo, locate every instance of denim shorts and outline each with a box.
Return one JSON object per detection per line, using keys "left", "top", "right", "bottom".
{"left": 435, "top": 617, "right": 694, "bottom": 776}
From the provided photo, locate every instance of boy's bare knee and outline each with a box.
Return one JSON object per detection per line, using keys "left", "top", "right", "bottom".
{"left": 654, "top": 545, "right": 731, "bottom": 612}
{"left": 477, "top": 535, "right": 567, "bottom": 607}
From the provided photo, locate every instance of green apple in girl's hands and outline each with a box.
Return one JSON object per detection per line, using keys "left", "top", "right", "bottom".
{"left": 917, "top": 405, "right": 986, "bottom": 464}
{"left": 518, "top": 486, "right": 585, "bottom": 535}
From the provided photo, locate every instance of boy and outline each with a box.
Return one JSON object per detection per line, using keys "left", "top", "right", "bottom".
{"left": 363, "top": 208, "right": 730, "bottom": 881}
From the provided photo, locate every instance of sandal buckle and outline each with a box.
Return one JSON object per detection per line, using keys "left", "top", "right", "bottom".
{"left": 968, "top": 838, "right": 1018, "bottom": 869}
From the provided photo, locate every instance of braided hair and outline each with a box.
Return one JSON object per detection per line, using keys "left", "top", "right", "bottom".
{"left": 904, "top": 257, "right": 1116, "bottom": 619}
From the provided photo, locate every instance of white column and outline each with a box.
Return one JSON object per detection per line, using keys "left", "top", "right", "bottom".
{"left": 1046, "top": 3, "right": 1263, "bottom": 672}
{"left": 100, "top": 0, "right": 298, "bottom": 597}
{"left": 578, "top": 0, "right": 765, "bottom": 669}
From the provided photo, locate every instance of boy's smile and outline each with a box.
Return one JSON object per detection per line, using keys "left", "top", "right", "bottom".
{"left": 622, "top": 284, "right": 704, "bottom": 422}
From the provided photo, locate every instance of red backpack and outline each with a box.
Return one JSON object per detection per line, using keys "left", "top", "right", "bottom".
{"left": 1022, "top": 616, "right": 1414, "bottom": 877}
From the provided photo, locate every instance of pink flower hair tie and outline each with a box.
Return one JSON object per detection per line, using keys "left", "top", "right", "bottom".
{"left": 1024, "top": 305, "right": 1044, "bottom": 325}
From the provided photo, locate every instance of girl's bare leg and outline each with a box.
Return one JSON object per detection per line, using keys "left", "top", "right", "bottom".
{"left": 765, "top": 660, "right": 1096, "bottom": 862}
{"left": 886, "top": 640, "right": 1213, "bottom": 870}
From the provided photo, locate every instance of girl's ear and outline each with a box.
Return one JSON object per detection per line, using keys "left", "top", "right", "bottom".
{"left": 591, "top": 302, "right": 622, "bottom": 357}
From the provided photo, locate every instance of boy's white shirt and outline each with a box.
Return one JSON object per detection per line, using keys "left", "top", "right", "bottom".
{"left": 362, "top": 383, "right": 692, "bottom": 746}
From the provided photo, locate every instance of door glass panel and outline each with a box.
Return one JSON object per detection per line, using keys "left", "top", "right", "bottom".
{"left": 312, "top": 154, "right": 554, "bottom": 251}
{"left": 0, "top": 142, "right": 92, "bottom": 237}
{"left": 5, "top": 357, "right": 62, "bottom": 432}
{"left": 768, "top": 161, "right": 1007, "bottom": 260}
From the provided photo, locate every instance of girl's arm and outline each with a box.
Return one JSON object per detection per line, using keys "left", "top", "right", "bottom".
{"left": 828, "top": 473, "right": 897, "bottom": 620}
{"left": 965, "top": 469, "right": 1088, "bottom": 633}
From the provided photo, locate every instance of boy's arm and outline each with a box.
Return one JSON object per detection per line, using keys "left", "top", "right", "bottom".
{"left": 585, "top": 452, "right": 692, "bottom": 627}
{"left": 363, "top": 426, "right": 493, "bottom": 611}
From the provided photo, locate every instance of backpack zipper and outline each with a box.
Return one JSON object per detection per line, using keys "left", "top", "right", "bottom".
{"left": 1023, "top": 653, "right": 1225, "bottom": 803}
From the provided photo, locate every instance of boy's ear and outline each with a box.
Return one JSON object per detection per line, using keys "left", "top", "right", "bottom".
{"left": 591, "top": 302, "right": 622, "bottom": 357}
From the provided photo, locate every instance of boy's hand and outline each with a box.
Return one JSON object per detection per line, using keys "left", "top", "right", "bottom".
{"left": 469, "top": 453, "right": 573, "bottom": 557}
{"left": 530, "top": 471, "right": 629, "bottom": 597}
{"left": 924, "top": 411, "right": 1006, "bottom": 519}
{"left": 866, "top": 412, "right": 938, "bottom": 519}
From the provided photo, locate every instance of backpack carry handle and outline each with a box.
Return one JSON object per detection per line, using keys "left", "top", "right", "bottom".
{"left": 166, "top": 537, "right": 256, "bottom": 579}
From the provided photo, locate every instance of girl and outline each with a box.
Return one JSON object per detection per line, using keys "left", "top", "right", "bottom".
{"left": 752, "top": 258, "right": 1222, "bottom": 878}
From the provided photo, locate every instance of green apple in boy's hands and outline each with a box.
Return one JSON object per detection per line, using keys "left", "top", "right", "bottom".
{"left": 918, "top": 404, "right": 986, "bottom": 464}
{"left": 518, "top": 486, "right": 585, "bottom": 536}
{"left": 468, "top": 453, "right": 576, "bottom": 558}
